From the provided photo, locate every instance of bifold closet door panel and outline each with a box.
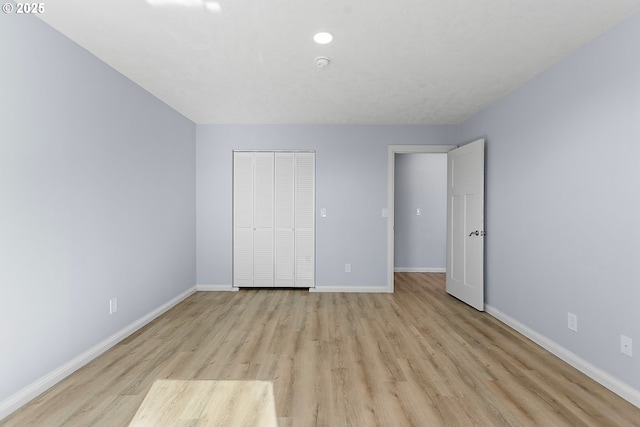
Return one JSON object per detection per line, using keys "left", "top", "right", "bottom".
{"left": 295, "top": 229, "right": 314, "bottom": 287}
{"left": 233, "top": 228, "right": 254, "bottom": 287}
{"left": 254, "top": 152, "right": 274, "bottom": 228}
{"left": 295, "top": 153, "right": 315, "bottom": 287}
{"left": 295, "top": 153, "right": 315, "bottom": 228}
{"left": 275, "top": 153, "right": 295, "bottom": 286}
{"left": 233, "top": 152, "right": 254, "bottom": 287}
{"left": 253, "top": 228, "right": 274, "bottom": 287}
{"left": 253, "top": 153, "right": 275, "bottom": 286}
{"left": 233, "top": 152, "right": 254, "bottom": 228}
{"left": 274, "top": 230, "right": 295, "bottom": 286}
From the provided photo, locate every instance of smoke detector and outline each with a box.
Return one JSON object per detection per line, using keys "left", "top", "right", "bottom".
{"left": 315, "top": 56, "right": 331, "bottom": 68}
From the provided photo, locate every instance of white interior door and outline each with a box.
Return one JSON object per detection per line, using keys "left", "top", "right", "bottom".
{"left": 446, "top": 139, "right": 485, "bottom": 311}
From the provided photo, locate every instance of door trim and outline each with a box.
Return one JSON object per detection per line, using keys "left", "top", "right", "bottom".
{"left": 386, "top": 145, "right": 457, "bottom": 292}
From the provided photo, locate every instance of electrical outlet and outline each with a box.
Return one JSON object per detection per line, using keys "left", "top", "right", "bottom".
{"left": 568, "top": 313, "right": 577, "bottom": 332}
{"left": 109, "top": 298, "right": 118, "bottom": 315}
{"left": 621, "top": 335, "right": 632, "bottom": 357}
{"left": 345, "top": 263, "right": 351, "bottom": 273}
{"left": 416, "top": 208, "right": 422, "bottom": 216}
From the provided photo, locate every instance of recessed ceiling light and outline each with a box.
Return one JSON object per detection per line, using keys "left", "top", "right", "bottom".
{"left": 146, "top": 0, "right": 221, "bottom": 11}
{"left": 204, "top": 1, "right": 221, "bottom": 12}
{"left": 313, "top": 32, "right": 333, "bottom": 45}
{"left": 146, "top": 0, "right": 202, "bottom": 6}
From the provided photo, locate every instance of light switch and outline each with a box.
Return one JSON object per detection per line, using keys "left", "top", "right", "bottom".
{"left": 320, "top": 208, "right": 327, "bottom": 218}
{"left": 416, "top": 208, "right": 422, "bottom": 216}
{"left": 381, "top": 208, "right": 388, "bottom": 218}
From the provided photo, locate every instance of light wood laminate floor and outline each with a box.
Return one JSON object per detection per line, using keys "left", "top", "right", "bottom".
{"left": 3, "top": 273, "right": 640, "bottom": 426}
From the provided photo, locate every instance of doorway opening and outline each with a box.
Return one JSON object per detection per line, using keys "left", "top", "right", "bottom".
{"left": 394, "top": 152, "right": 447, "bottom": 273}
{"left": 386, "top": 145, "right": 456, "bottom": 292}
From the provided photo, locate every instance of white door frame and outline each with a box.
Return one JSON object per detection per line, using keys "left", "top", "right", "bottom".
{"left": 386, "top": 145, "right": 457, "bottom": 292}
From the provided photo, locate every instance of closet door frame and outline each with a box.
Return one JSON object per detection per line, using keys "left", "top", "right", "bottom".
{"left": 232, "top": 150, "right": 316, "bottom": 289}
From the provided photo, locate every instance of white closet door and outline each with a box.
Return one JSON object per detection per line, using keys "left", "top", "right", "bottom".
{"left": 254, "top": 153, "right": 274, "bottom": 228}
{"left": 233, "top": 153, "right": 254, "bottom": 228}
{"left": 233, "top": 152, "right": 254, "bottom": 287}
{"left": 233, "top": 151, "right": 314, "bottom": 288}
{"left": 233, "top": 229, "right": 254, "bottom": 286}
{"left": 274, "top": 153, "right": 295, "bottom": 286}
{"left": 294, "top": 153, "right": 315, "bottom": 287}
{"left": 253, "top": 153, "right": 274, "bottom": 286}
{"left": 253, "top": 229, "right": 273, "bottom": 286}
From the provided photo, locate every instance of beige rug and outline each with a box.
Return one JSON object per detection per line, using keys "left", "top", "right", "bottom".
{"left": 129, "top": 380, "right": 277, "bottom": 427}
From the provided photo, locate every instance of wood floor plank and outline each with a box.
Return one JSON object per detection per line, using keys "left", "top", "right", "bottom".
{"left": 3, "top": 273, "right": 640, "bottom": 427}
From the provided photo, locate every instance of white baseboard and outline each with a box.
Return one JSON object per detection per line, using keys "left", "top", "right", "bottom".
{"left": 310, "top": 285, "right": 391, "bottom": 293}
{"left": 0, "top": 286, "right": 197, "bottom": 421}
{"left": 196, "top": 284, "right": 237, "bottom": 292}
{"left": 394, "top": 267, "right": 446, "bottom": 273}
{"left": 486, "top": 305, "right": 640, "bottom": 409}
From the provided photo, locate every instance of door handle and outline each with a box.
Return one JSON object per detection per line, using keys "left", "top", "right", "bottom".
{"left": 468, "top": 230, "right": 486, "bottom": 237}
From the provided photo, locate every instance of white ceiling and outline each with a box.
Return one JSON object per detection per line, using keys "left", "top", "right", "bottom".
{"left": 37, "top": 0, "right": 640, "bottom": 125}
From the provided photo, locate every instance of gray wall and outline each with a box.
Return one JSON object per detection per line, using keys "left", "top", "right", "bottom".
{"left": 196, "top": 125, "right": 454, "bottom": 288}
{"left": 0, "top": 13, "right": 196, "bottom": 402}
{"left": 394, "top": 154, "right": 447, "bottom": 270}
{"left": 456, "top": 12, "right": 640, "bottom": 390}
